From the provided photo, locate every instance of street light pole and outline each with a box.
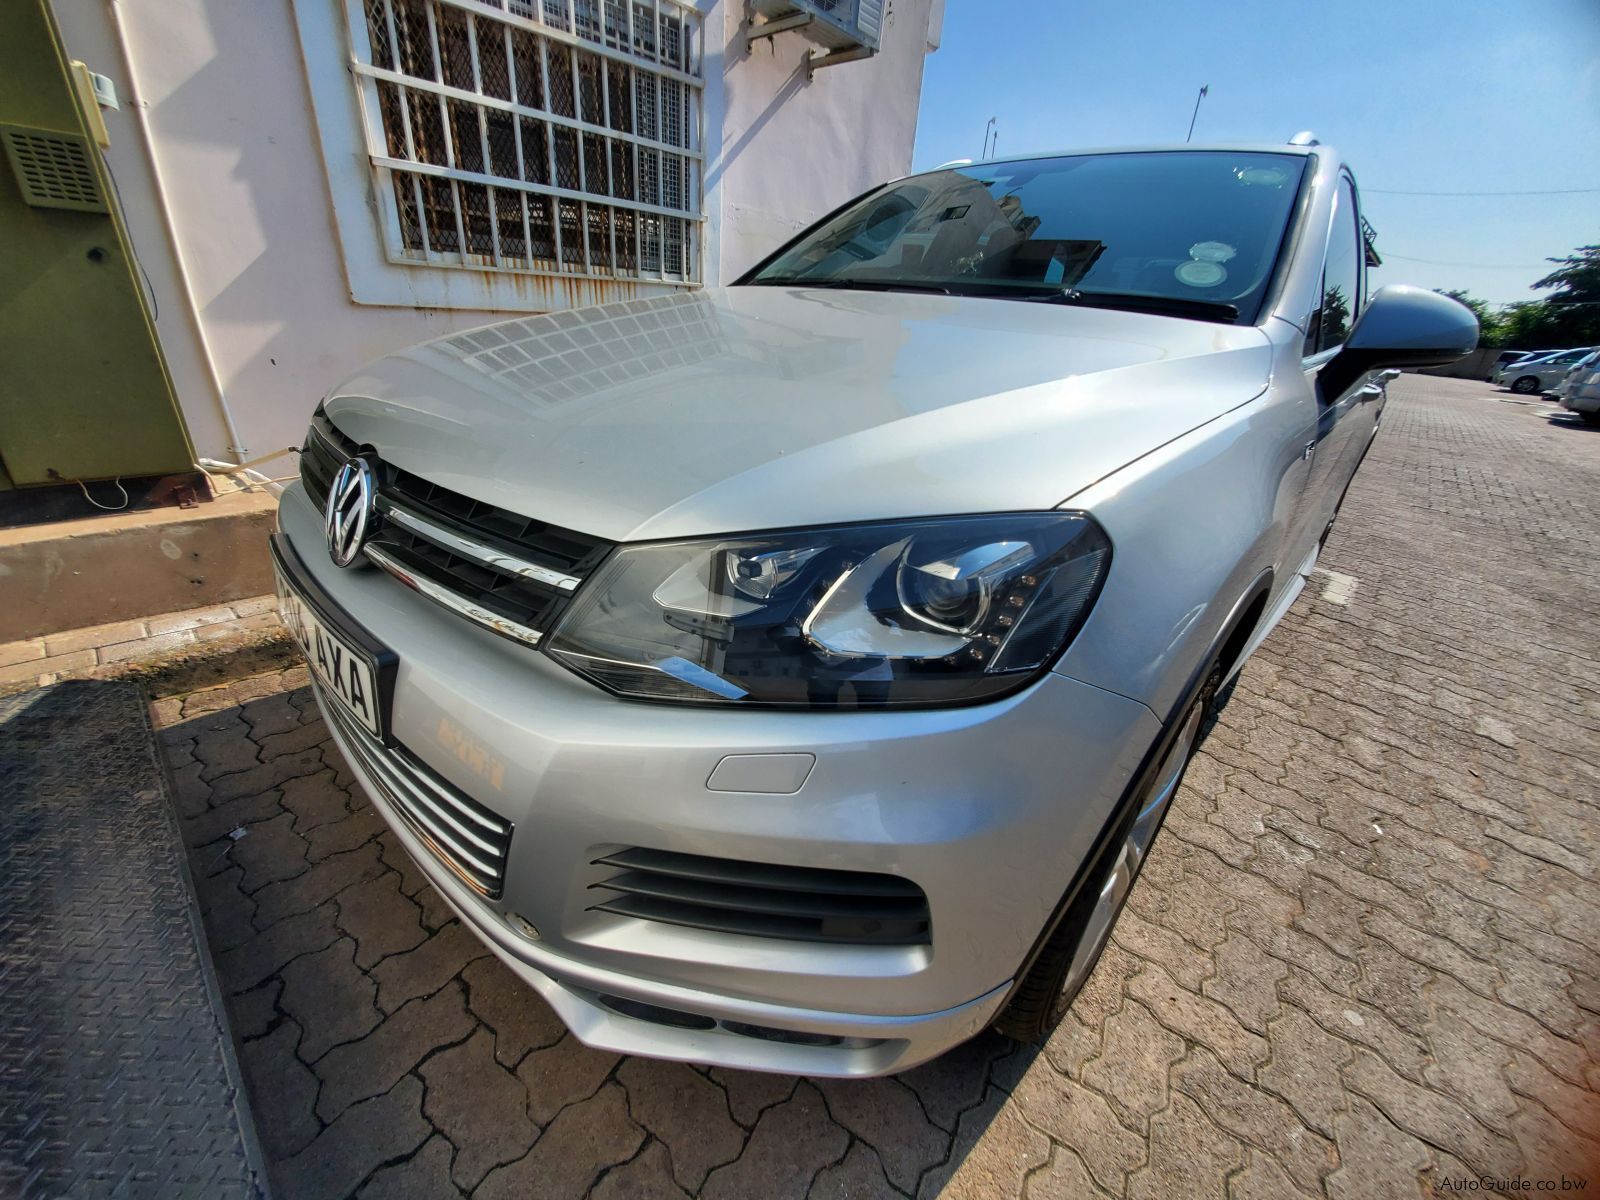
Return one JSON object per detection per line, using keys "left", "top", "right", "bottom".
{"left": 1186, "top": 85, "right": 1209, "bottom": 143}
{"left": 983, "top": 116, "right": 997, "bottom": 159}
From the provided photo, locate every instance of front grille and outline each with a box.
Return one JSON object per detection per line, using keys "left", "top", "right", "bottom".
{"left": 589, "top": 848, "right": 931, "bottom": 946}
{"left": 300, "top": 408, "right": 614, "bottom": 645}
{"left": 317, "top": 680, "right": 514, "bottom": 898}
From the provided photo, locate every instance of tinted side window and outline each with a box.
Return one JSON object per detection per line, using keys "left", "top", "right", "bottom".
{"left": 1307, "top": 178, "right": 1363, "bottom": 355}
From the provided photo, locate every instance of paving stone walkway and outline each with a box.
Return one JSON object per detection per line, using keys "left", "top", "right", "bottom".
{"left": 0, "top": 594, "right": 285, "bottom": 694}
{"left": 154, "top": 377, "right": 1600, "bottom": 1199}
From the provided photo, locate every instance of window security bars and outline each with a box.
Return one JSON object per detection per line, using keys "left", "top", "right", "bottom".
{"left": 349, "top": 0, "right": 703, "bottom": 284}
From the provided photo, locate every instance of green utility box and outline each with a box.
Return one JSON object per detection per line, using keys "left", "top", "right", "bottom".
{"left": 0, "top": 0, "right": 194, "bottom": 490}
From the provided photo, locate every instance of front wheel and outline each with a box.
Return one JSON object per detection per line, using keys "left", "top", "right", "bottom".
{"left": 992, "top": 663, "right": 1223, "bottom": 1041}
{"left": 1511, "top": 375, "right": 1541, "bottom": 395}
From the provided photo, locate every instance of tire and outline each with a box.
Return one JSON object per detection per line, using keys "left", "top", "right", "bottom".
{"left": 1511, "top": 376, "right": 1541, "bottom": 395}
{"left": 1583, "top": 411, "right": 1600, "bottom": 427}
{"left": 992, "top": 660, "right": 1226, "bottom": 1042}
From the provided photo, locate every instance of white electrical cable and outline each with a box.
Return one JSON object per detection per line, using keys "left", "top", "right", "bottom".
{"left": 196, "top": 450, "right": 299, "bottom": 497}
{"left": 77, "top": 476, "right": 131, "bottom": 512}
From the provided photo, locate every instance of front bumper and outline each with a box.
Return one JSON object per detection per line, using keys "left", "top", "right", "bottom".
{"left": 276, "top": 482, "right": 1159, "bottom": 1073}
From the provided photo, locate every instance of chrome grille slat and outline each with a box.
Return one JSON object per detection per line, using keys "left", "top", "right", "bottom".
{"left": 331, "top": 713, "right": 503, "bottom": 882}
{"left": 325, "top": 699, "right": 506, "bottom": 886}
{"left": 388, "top": 782, "right": 506, "bottom": 860}
{"left": 385, "top": 790, "right": 504, "bottom": 880}
{"left": 316, "top": 681, "right": 513, "bottom": 898}
{"left": 403, "top": 761, "right": 511, "bottom": 835}
{"left": 380, "top": 501, "right": 582, "bottom": 593}
{"left": 302, "top": 407, "right": 612, "bottom": 648}
{"left": 365, "top": 545, "right": 546, "bottom": 647}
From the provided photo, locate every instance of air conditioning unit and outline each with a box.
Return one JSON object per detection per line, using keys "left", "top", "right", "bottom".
{"left": 747, "top": 0, "right": 884, "bottom": 56}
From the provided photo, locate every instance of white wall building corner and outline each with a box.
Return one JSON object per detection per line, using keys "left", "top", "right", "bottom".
{"left": 49, "top": 0, "right": 939, "bottom": 475}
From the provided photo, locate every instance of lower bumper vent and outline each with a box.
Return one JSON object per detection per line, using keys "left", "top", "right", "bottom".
{"left": 589, "top": 847, "right": 930, "bottom": 946}
{"left": 589, "top": 993, "right": 885, "bottom": 1051}
{"left": 318, "top": 682, "right": 513, "bottom": 898}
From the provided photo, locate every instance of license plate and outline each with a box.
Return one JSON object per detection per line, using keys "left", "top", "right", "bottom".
{"left": 276, "top": 569, "right": 385, "bottom": 739}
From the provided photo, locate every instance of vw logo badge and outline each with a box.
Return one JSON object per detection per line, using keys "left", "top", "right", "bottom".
{"left": 324, "top": 457, "right": 376, "bottom": 568}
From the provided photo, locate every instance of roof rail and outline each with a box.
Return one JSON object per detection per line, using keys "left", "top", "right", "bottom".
{"left": 1288, "top": 130, "right": 1320, "bottom": 146}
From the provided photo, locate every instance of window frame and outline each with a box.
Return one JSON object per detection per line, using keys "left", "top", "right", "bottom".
{"left": 294, "top": 0, "right": 706, "bottom": 311}
{"left": 736, "top": 150, "right": 1316, "bottom": 326}
{"left": 1302, "top": 170, "right": 1365, "bottom": 361}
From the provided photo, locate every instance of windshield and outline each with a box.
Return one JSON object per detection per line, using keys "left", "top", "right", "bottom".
{"left": 746, "top": 150, "right": 1310, "bottom": 323}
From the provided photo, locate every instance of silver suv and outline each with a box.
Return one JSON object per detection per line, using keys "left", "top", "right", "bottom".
{"left": 273, "top": 142, "right": 1476, "bottom": 1075}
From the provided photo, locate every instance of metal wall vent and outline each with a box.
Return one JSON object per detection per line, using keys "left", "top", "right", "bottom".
{"left": 1, "top": 125, "right": 106, "bottom": 213}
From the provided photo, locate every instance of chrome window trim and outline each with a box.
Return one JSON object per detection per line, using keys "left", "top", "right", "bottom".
{"left": 380, "top": 499, "right": 583, "bottom": 592}
{"left": 1300, "top": 169, "right": 1364, "bottom": 363}
{"left": 365, "top": 543, "right": 546, "bottom": 647}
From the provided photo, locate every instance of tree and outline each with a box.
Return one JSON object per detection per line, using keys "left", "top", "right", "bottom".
{"left": 1496, "top": 301, "right": 1553, "bottom": 350}
{"left": 1442, "top": 243, "right": 1600, "bottom": 351}
{"left": 1434, "top": 289, "right": 1504, "bottom": 346}
{"left": 1534, "top": 244, "right": 1600, "bottom": 305}
{"left": 1523, "top": 244, "right": 1600, "bottom": 348}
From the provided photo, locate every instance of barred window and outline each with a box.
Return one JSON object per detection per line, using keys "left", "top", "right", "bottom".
{"left": 350, "top": 0, "right": 702, "bottom": 284}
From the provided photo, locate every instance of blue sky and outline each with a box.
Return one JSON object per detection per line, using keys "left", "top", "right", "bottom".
{"left": 912, "top": 0, "right": 1600, "bottom": 305}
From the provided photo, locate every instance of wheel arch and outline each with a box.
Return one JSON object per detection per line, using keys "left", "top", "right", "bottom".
{"left": 1001, "top": 569, "right": 1275, "bottom": 1026}
{"left": 1216, "top": 579, "right": 1273, "bottom": 683}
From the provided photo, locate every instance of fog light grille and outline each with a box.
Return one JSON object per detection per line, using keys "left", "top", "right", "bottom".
{"left": 589, "top": 847, "right": 930, "bottom": 946}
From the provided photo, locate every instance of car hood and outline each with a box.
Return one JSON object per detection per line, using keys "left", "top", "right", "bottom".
{"left": 323, "top": 287, "right": 1272, "bottom": 542}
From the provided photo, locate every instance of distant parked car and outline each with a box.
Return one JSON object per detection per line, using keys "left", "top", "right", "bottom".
{"left": 1554, "top": 350, "right": 1600, "bottom": 399}
{"left": 1557, "top": 352, "right": 1600, "bottom": 424}
{"left": 1495, "top": 348, "right": 1596, "bottom": 394}
{"left": 1485, "top": 349, "right": 1544, "bottom": 381}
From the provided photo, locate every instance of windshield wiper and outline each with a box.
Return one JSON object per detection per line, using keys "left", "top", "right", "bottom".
{"left": 748, "top": 278, "right": 1239, "bottom": 322}
{"left": 749, "top": 276, "right": 954, "bottom": 295}
{"left": 1055, "top": 291, "right": 1240, "bottom": 323}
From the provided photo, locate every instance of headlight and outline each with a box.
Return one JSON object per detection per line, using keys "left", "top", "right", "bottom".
{"left": 544, "top": 513, "right": 1111, "bottom": 708}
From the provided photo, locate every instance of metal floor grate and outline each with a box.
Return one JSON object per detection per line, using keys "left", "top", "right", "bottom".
{"left": 0, "top": 682, "right": 265, "bottom": 1199}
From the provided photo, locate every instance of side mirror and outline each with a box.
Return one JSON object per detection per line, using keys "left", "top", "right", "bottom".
{"left": 1322, "top": 285, "right": 1479, "bottom": 398}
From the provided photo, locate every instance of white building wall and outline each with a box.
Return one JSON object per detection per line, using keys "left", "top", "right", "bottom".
{"left": 50, "top": 0, "right": 940, "bottom": 479}
{"left": 704, "top": 0, "right": 941, "bottom": 280}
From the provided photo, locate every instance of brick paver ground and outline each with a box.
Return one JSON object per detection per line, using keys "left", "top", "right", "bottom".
{"left": 0, "top": 594, "right": 286, "bottom": 695}
{"left": 153, "top": 376, "right": 1600, "bottom": 1199}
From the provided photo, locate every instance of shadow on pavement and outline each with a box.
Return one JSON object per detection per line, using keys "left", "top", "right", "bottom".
{"left": 162, "top": 682, "right": 1037, "bottom": 1199}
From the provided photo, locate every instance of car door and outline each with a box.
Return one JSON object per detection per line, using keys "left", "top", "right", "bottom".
{"left": 1296, "top": 173, "right": 1374, "bottom": 549}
